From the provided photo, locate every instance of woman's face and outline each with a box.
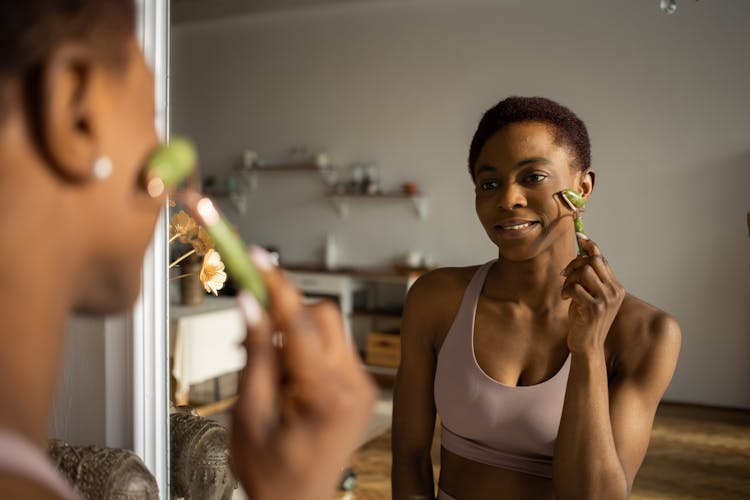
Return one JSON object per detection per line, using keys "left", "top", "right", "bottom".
{"left": 473, "top": 121, "right": 590, "bottom": 262}
{"left": 75, "top": 37, "right": 164, "bottom": 312}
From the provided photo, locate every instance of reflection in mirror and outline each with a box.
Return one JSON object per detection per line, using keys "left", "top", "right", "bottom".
{"left": 168, "top": 0, "right": 750, "bottom": 498}
{"left": 167, "top": 189, "right": 243, "bottom": 500}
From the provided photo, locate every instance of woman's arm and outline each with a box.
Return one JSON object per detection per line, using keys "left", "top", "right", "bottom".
{"left": 392, "top": 274, "right": 445, "bottom": 499}
{"left": 553, "top": 235, "right": 681, "bottom": 500}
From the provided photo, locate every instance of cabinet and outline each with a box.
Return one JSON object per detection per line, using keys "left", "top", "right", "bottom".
{"left": 287, "top": 267, "right": 421, "bottom": 376}
{"left": 169, "top": 297, "right": 245, "bottom": 413}
{"left": 285, "top": 271, "right": 365, "bottom": 344}
{"left": 365, "top": 331, "right": 401, "bottom": 369}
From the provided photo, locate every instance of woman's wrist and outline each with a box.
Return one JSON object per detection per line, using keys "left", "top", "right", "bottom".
{"left": 567, "top": 333, "right": 608, "bottom": 358}
{"left": 569, "top": 347, "right": 607, "bottom": 369}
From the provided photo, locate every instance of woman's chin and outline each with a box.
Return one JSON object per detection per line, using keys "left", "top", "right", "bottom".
{"left": 494, "top": 240, "right": 538, "bottom": 261}
{"left": 74, "top": 276, "right": 143, "bottom": 315}
{"left": 498, "top": 250, "right": 537, "bottom": 263}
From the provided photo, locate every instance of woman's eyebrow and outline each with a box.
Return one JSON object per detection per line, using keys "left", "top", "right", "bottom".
{"left": 475, "top": 164, "right": 497, "bottom": 175}
{"left": 516, "top": 157, "right": 551, "bottom": 168}
{"left": 475, "top": 157, "right": 550, "bottom": 176}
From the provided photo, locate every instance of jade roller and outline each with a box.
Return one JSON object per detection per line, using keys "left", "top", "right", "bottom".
{"left": 142, "top": 136, "right": 197, "bottom": 197}
{"left": 185, "top": 191, "right": 268, "bottom": 307}
{"left": 560, "top": 189, "right": 587, "bottom": 257}
{"left": 144, "top": 138, "right": 269, "bottom": 307}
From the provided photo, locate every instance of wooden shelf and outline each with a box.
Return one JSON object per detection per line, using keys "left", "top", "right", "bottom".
{"left": 363, "top": 364, "right": 398, "bottom": 377}
{"left": 327, "top": 192, "right": 429, "bottom": 219}
{"left": 249, "top": 162, "right": 322, "bottom": 172}
{"left": 329, "top": 192, "right": 421, "bottom": 199}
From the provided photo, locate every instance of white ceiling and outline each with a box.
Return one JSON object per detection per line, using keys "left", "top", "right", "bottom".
{"left": 171, "top": 0, "right": 393, "bottom": 24}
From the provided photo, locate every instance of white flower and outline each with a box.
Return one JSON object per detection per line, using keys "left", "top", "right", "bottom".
{"left": 199, "top": 249, "right": 227, "bottom": 295}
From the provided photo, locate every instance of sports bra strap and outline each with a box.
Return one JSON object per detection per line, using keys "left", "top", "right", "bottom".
{"left": 0, "top": 430, "right": 78, "bottom": 499}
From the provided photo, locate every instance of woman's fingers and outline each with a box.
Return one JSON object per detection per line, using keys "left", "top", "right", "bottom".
{"left": 248, "top": 246, "right": 351, "bottom": 388}
{"left": 308, "top": 298, "right": 349, "bottom": 358}
{"left": 562, "top": 234, "right": 602, "bottom": 273}
{"left": 563, "top": 264, "right": 606, "bottom": 300}
{"left": 576, "top": 234, "right": 616, "bottom": 280}
{"left": 562, "top": 236, "right": 615, "bottom": 282}
{"left": 563, "top": 283, "right": 595, "bottom": 321}
{"left": 562, "top": 235, "right": 618, "bottom": 301}
{"left": 249, "top": 246, "right": 325, "bottom": 362}
{"left": 234, "top": 291, "right": 278, "bottom": 443}
{"left": 575, "top": 232, "right": 599, "bottom": 255}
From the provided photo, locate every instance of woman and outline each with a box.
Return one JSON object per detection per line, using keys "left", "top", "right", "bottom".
{"left": 0, "top": 1, "right": 374, "bottom": 498}
{"left": 392, "top": 96, "right": 681, "bottom": 500}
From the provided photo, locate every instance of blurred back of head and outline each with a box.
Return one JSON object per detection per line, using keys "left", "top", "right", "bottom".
{"left": 0, "top": 0, "right": 136, "bottom": 120}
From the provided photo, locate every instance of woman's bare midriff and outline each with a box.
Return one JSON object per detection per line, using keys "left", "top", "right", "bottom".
{"left": 439, "top": 447, "right": 555, "bottom": 500}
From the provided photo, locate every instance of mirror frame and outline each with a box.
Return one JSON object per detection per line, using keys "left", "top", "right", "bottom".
{"left": 131, "top": 0, "right": 170, "bottom": 497}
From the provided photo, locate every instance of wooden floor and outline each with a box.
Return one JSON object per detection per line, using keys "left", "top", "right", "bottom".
{"left": 334, "top": 402, "right": 750, "bottom": 499}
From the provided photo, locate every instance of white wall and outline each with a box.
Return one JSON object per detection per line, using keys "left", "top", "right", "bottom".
{"left": 50, "top": 316, "right": 134, "bottom": 448}
{"left": 51, "top": 317, "right": 108, "bottom": 445}
{"left": 170, "top": 0, "right": 750, "bottom": 408}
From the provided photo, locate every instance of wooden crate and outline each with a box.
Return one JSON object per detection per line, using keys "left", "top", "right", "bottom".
{"left": 366, "top": 331, "right": 401, "bottom": 368}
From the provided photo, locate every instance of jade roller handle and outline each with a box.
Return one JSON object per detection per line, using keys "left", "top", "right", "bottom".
{"left": 202, "top": 210, "right": 268, "bottom": 307}
{"left": 562, "top": 189, "right": 587, "bottom": 257}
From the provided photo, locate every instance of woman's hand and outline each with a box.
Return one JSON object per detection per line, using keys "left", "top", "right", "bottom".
{"left": 230, "top": 247, "right": 377, "bottom": 500}
{"left": 561, "top": 233, "right": 625, "bottom": 355}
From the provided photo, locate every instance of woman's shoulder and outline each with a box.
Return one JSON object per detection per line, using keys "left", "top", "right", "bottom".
{"left": 609, "top": 293, "right": 682, "bottom": 375}
{"left": 614, "top": 294, "right": 681, "bottom": 342}
{"left": 407, "top": 265, "right": 482, "bottom": 304}
{"left": 401, "top": 265, "right": 483, "bottom": 343}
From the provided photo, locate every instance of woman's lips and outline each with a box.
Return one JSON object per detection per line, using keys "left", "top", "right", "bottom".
{"left": 494, "top": 220, "right": 540, "bottom": 238}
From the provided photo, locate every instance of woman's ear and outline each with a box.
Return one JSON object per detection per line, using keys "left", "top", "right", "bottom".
{"left": 35, "top": 42, "right": 102, "bottom": 181}
{"left": 579, "top": 170, "right": 595, "bottom": 199}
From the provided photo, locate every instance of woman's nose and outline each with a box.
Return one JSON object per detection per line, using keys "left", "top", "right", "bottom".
{"left": 496, "top": 183, "right": 527, "bottom": 210}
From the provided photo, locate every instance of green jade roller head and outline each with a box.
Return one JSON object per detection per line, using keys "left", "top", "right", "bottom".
{"left": 142, "top": 136, "right": 197, "bottom": 197}
{"left": 560, "top": 189, "right": 587, "bottom": 257}
{"left": 143, "top": 138, "right": 268, "bottom": 307}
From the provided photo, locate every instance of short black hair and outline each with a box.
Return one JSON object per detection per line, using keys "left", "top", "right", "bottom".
{"left": 0, "top": 0, "right": 136, "bottom": 119}
{"left": 468, "top": 96, "right": 591, "bottom": 177}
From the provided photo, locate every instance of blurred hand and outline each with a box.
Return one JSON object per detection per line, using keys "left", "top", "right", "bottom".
{"left": 561, "top": 234, "right": 625, "bottom": 355}
{"left": 230, "top": 247, "right": 376, "bottom": 500}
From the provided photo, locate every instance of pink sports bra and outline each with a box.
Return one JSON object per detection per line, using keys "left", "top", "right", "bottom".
{"left": 434, "top": 260, "right": 571, "bottom": 479}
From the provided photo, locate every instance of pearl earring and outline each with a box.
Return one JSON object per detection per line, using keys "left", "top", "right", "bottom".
{"left": 92, "top": 156, "right": 113, "bottom": 180}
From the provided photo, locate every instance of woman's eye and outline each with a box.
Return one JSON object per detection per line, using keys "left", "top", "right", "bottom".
{"left": 479, "top": 180, "right": 499, "bottom": 191}
{"left": 523, "top": 173, "right": 547, "bottom": 184}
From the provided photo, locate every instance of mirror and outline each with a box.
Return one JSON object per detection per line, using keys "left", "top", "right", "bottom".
{"left": 166, "top": 0, "right": 750, "bottom": 498}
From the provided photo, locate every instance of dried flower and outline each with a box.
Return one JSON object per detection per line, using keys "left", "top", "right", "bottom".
{"left": 190, "top": 227, "right": 214, "bottom": 256}
{"left": 200, "top": 249, "right": 227, "bottom": 295}
{"left": 169, "top": 210, "right": 198, "bottom": 244}
{"left": 169, "top": 208, "right": 224, "bottom": 300}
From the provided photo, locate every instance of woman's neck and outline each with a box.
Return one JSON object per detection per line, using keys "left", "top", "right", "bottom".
{"left": 0, "top": 157, "right": 80, "bottom": 446}
{"left": 0, "top": 248, "right": 74, "bottom": 446}
{"left": 487, "top": 237, "right": 577, "bottom": 313}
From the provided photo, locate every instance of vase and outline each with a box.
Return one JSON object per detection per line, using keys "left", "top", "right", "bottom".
{"left": 180, "top": 256, "right": 205, "bottom": 306}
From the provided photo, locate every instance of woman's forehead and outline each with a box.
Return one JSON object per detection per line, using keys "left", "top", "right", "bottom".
{"left": 477, "top": 122, "right": 572, "bottom": 165}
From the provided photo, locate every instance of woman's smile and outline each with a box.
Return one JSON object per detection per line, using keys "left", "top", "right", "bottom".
{"left": 494, "top": 219, "right": 541, "bottom": 239}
